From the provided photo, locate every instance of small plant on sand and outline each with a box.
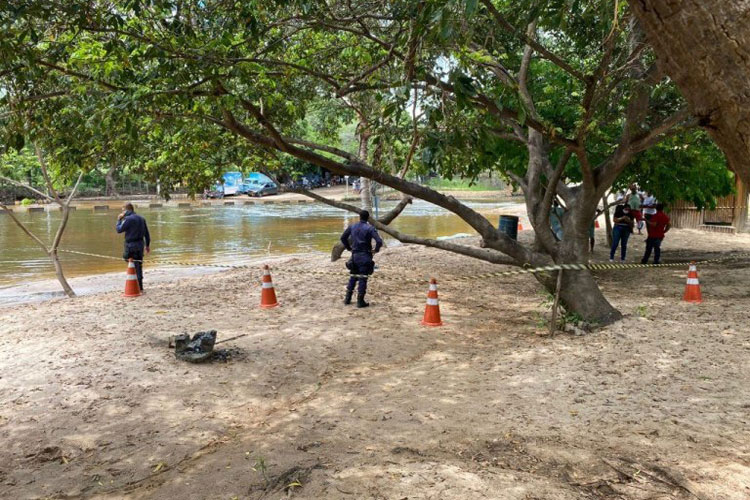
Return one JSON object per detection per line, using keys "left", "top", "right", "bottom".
{"left": 635, "top": 305, "right": 649, "bottom": 318}
{"left": 533, "top": 311, "right": 549, "bottom": 329}
{"left": 561, "top": 311, "right": 585, "bottom": 328}
{"left": 252, "top": 456, "right": 270, "bottom": 487}
{"left": 538, "top": 290, "right": 589, "bottom": 333}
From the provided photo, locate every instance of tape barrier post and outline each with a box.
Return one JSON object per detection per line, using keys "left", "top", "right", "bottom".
{"left": 549, "top": 269, "right": 563, "bottom": 336}
{"left": 56, "top": 248, "right": 750, "bottom": 284}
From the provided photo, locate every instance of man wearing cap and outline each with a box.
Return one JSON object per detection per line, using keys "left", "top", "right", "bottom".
{"left": 340, "top": 210, "right": 382, "bottom": 308}
{"left": 641, "top": 203, "right": 670, "bottom": 265}
{"left": 116, "top": 203, "right": 151, "bottom": 291}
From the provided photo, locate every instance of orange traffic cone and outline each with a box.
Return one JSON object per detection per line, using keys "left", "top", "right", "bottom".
{"left": 421, "top": 278, "right": 443, "bottom": 327}
{"left": 518, "top": 222, "right": 524, "bottom": 231}
{"left": 260, "top": 265, "right": 279, "bottom": 308}
{"left": 682, "top": 262, "right": 702, "bottom": 303}
{"left": 123, "top": 258, "right": 141, "bottom": 297}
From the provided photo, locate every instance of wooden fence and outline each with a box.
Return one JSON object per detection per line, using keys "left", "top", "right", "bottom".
{"left": 670, "top": 178, "right": 748, "bottom": 232}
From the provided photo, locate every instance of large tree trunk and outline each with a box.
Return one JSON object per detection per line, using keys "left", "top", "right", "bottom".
{"left": 629, "top": 0, "right": 750, "bottom": 186}
{"left": 555, "top": 269, "right": 621, "bottom": 325}
{"left": 49, "top": 204, "right": 76, "bottom": 297}
{"left": 50, "top": 249, "right": 75, "bottom": 297}
{"left": 104, "top": 164, "right": 119, "bottom": 197}
{"left": 552, "top": 210, "right": 622, "bottom": 325}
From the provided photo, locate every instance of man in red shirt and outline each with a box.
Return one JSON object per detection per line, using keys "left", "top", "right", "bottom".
{"left": 641, "top": 203, "right": 671, "bottom": 264}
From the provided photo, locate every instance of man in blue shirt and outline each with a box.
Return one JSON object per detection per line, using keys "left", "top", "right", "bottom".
{"left": 340, "top": 210, "right": 383, "bottom": 308}
{"left": 116, "top": 203, "right": 151, "bottom": 291}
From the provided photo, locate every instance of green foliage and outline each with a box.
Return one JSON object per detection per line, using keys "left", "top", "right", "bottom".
{"left": 422, "top": 176, "right": 504, "bottom": 191}
{"left": 616, "top": 130, "right": 733, "bottom": 209}
{"left": 635, "top": 305, "right": 649, "bottom": 318}
{"left": 0, "top": 0, "right": 735, "bottom": 208}
{"left": 20, "top": 198, "right": 33, "bottom": 206}
{"left": 0, "top": 148, "right": 42, "bottom": 186}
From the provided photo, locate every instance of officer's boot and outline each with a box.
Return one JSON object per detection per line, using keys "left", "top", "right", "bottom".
{"left": 344, "top": 290, "right": 353, "bottom": 305}
{"left": 356, "top": 293, "right": 369, "bottom": 308}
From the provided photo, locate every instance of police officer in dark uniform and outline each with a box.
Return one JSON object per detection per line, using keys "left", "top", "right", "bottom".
{"left": 116, "top": 203, "right": 151, "bottom": 291}
{"left": 340, "top": 210, "right": 383, "bottom": 308}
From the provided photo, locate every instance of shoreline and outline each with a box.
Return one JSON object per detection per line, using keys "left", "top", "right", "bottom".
{"left": 0, "top": 251, "right": 327, "bottom": 308}
{"left": 1, "top": 198, "right": 526, "bottom": 303}
{"left": 2, "top": 186, "right": 514, "bottom": 213}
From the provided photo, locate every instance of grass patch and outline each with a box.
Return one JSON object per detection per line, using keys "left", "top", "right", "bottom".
{"left": 422, "top": 177, "right": 504, "bottom": 191}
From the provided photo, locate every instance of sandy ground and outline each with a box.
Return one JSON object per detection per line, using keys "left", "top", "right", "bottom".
{"left": 1, "top": 228, "right": 749, "bottom": 499}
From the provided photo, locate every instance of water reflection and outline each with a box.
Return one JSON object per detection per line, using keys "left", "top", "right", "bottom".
{"left": 0, "top": 199, "right": 516, "bottom": 286}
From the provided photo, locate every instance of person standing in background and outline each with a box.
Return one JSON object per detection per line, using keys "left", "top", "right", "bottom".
{"left": 641, "top": 203, "right": 671, "bottom": 265}
{"left": 642, "top": 192, "right": 658, "bottom": 221}
{"left": 609, "top": 202, "right": 634, "bottom": 262}
{"left": 340, "top": 210, "right": 382, "bottom": 308}
{"left": 116, "top": 203, "right": 150, "bottom": 291}
{"left": 549, "top": 199, "right": 565, "bottom": 241}
{"left": 626, "top": 185, "right": 643, "bottom": 234}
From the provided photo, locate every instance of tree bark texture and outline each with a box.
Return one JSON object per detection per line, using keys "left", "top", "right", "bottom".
{"left": 50, "top": 204, "right": 76, "bottom": 297}
{"left": 630, "top": 0, "right": 750, "bottom": 185}
{"left": 358, "top": 127, "right": 373, "bottom": 213}
{"left": 51, "top": 249, "right": 76, "bottom": 297}
{"left": 104, "top": 164, "right": 119, "bottom": 197}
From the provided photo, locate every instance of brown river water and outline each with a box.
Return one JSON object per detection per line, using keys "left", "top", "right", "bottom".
{"left": 0, "top": 199, "right": 520, "bottom": 305}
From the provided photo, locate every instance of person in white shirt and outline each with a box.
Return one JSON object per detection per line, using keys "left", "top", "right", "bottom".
{"left": 642, "top": 192, "right": 657, "bottom": 221}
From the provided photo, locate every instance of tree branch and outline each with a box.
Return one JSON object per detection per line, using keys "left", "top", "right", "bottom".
{"left": 0, "top": 204, "right": 49, "bottom": 252}
{"left": 49, "top": 171, "right": 85, "bottom": 258}
{"left": 336, "top": 47, "right": 396, "bottom": 96}
{"left": 518, "top": 21, "right": 541, "bottom": 123}
{"left": 378, "top": 195, "right": 414, "bottom": 225}
{"left": 216, "top": 109, "right": 532, "bottom": 262}
{"left": 539, "top": 147, "right": 573, "bottom": 224}
{"left": 627, "top": 108, "right": 693, "bottom": 154}
{"left": 34, "top": 144, "right": 61, "bottom": 204}
{"left": 297, "top": 189, "right": 517, "bottom": 266}
{"left": 37, "top": 60, "right": 125, "bottom": 92}
{"left": 479, "top": 0, "right": 587, "bottom": 82}
{"left": 0, "top": 176, "right": 54, "bottom": 202}
{"left": 65, "top": 171, "right": 85, "bottom": 206}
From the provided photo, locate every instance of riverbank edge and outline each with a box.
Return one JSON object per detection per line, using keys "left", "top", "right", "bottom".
{"left": 0, "top": 251, "right": 331, "bottom": 308}
{"left": 1, "top": 187, "right": 517, "bottom": 212}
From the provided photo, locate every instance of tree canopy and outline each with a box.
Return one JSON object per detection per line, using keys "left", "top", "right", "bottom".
{"left": 0, "top": 0, "right": 737, "bottom": 324}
